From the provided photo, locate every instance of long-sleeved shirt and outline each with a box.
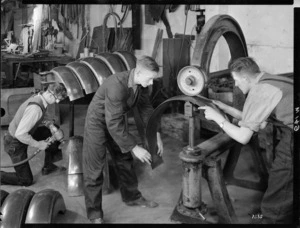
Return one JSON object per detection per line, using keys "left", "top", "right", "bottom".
{"left": 14, "top": 93, "right": 48, "bottom": 148}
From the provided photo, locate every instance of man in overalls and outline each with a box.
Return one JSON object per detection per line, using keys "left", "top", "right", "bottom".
{"left": 82, "top": 56, "right": 164, "bottom": 224}
{"left": 199, "top": 57, "right": 293, "bottom": 224}
{"left": 1, "top": 82, "right": 68, "bottom": 186}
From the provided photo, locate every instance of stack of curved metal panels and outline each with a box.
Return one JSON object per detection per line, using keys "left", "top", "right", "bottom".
{"left": 45, "top": 51, "right": 136, "bottom": 101}
{"left": 0, "top": 189, "right": 66, "bottom": 226}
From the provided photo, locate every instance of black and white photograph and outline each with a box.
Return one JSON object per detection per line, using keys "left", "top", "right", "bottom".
{"left": 0, "top": 0, "right": 299, "bottom": 226}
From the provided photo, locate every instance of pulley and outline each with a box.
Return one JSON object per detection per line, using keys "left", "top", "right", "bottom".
{"left": 177, "top": 66, "right": 207, "bottom": 96}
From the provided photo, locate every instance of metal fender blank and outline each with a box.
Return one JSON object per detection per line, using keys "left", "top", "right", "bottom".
{"left": 68, "top": 174, "right": 84, "bottom": 197}
{"left": 25, "top": 189, "right": 66, "bottom": 224}
{"left": 95, "top": 52, "right": 127, "bottom": 74}
{"left": 0, "top": 189, "right": 35, "bottom": 228}
{"left": 61, "top": 136, "right": 84, "bottom": 197}
{"left": 0, "top": 189, "right": 9, "bottom": 207}
{"left": 80, "top": 57, "right": 112, "bottom": 85}
{"left": 66, "top": 62, "right": 99, "bottom": 94}
{"left": 145, "top": 95, "right": 219, "bottom": 169}
{"left": 49, "top": 66, "right": 85, "bottom": 101}
{"left": 113, "top": 51, "right": 136, "bottom": 70}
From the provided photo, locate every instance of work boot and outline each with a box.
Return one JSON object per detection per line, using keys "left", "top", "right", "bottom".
{"left": 42, "top": 163, "right": 60, "bottom": 175}
{"left": 90, "top": 218, "right": 104, "bottom": 224}
{"left": 126, "top": 196, "right": 158, "bottom": 208}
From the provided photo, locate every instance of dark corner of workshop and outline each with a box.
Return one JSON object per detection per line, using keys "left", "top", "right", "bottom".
{"left": 0, "top": 1, "right": 298, "bottom": 227}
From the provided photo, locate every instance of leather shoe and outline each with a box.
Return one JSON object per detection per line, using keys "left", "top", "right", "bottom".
{"left": 90, "top": 218, "right": 104, "bottom": 224}
{"left": 42, "top": 163, "right": 59, "bottom": 175}
{"left": 126, "top": 196, "right": 158, "bottom": 208}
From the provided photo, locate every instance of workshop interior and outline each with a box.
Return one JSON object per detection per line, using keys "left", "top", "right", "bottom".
{"left": 0, "top": 2, "right": 297, "bottom": 226}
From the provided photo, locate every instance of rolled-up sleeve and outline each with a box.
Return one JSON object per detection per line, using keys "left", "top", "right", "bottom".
{"left": 105, "top": 84, "right": 137, "bottom": 153}
{"left": 239, "top": 83, "right": 282, "bottom": 132}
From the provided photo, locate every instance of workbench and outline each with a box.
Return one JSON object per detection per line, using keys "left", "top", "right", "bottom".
{"left": 1, "top": 52, "right": 74, "bottom": 126}
{"left": 1, "top": 52, "right": 74, "bottom": 88}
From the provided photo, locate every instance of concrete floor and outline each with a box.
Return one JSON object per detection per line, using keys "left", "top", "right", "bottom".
{"left": 0, "top": 102, "right": 267, "bottom": 224}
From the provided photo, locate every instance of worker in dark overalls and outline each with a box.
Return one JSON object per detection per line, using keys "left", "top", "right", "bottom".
{"left": 82, "top": 56, "right": 164, "bottom": 224}
{"left": 1, "top": 82, "right": 68, "bottom": 186}
{"left": 199, "top": 57, "right": 293, "bottom": 224}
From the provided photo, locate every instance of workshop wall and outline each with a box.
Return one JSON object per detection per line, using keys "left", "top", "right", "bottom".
{"left": 132, "top": 5, "right": 293, "bottom": 74}
{"left": 59, "top": 5, "right": 293, "bottom": 74}
{"left": 226, "top": 5, "right": 293, "bottom": 74}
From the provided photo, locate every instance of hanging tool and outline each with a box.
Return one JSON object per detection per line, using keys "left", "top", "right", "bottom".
{"left": 119, "top": 5, "right": 131, "bottom": 25}
{"left": 185, "top": 5, "right": 205, "bottom": 34}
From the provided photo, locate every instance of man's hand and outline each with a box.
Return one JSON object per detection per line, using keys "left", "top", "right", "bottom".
{"left": 131, "top": 145, "right": 152, "bottom": 165}
{"left": 156, "top": 132, "right": 163, "bottom": 156}
{"left": 198, "top": 106, "right": 226, "bottom": 125}
{"left": 37, "top": 140, "right": 49, "bottom": 151}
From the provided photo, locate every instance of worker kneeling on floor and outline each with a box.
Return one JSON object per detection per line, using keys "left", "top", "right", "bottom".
{"left": 82, "top": 56, "right": 164, "bottom": 224}
{"left": 0, "top": 82, "right": 68, "bottom": 186}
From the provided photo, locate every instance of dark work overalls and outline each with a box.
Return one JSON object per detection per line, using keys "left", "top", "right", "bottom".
{"left": 258, "top": 75, "right": 294, "bottom": 224}
{"left": 82, "top": 70, "right": 154, "bottom": 220}
{"left": 1, "top": 95, "right": 61, "bottom": 186}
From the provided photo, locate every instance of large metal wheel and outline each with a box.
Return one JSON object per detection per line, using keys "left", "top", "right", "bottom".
{"left": 192, "top": 14, "right": 248, "bottom": 73}
{"left": 191, "top": 14, "right": 248, "bottom": 109}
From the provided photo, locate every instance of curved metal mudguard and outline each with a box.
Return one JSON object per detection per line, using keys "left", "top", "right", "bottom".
{"left": 80, "top": 57, "right": 112, "bottom": 85}
{"left": 113, "top": 51, "right": 136, "bottom": 70}
{"left": 95, "top": 52, "right": 127, "bottom": 74}
{"left": 145, "top": 95, "right": 219, "bottom": 169}
{"left": 61, "top": 135, "right": 84, "bottom": 174}
{"left": 66, "top": 61, "right": 99, "bottom": 94}
{"left": 0, "top": 189, "right": 9, "bottom": 207}
{"left": 48, "top": 66, "right": 85, "bottom": 101}
{"left": 61, "top": 135, "right": 84, "bottom": 197}
{"left": 68, "top": 174, "right": 84, "bottom": 197}
{"left": 0, "top": 189, "right": 35, "bottom": 228}
{"left": 25, "top": 189, "right": 66, "bottom": 224}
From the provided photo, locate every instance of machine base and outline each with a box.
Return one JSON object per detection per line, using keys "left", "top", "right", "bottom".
{"left": 170, "top": 193, "right": 210, "bottom": 224}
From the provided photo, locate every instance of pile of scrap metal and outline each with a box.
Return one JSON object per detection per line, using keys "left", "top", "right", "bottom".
{"left": 0, "top": 189, "right": 66, "bottom": 226}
